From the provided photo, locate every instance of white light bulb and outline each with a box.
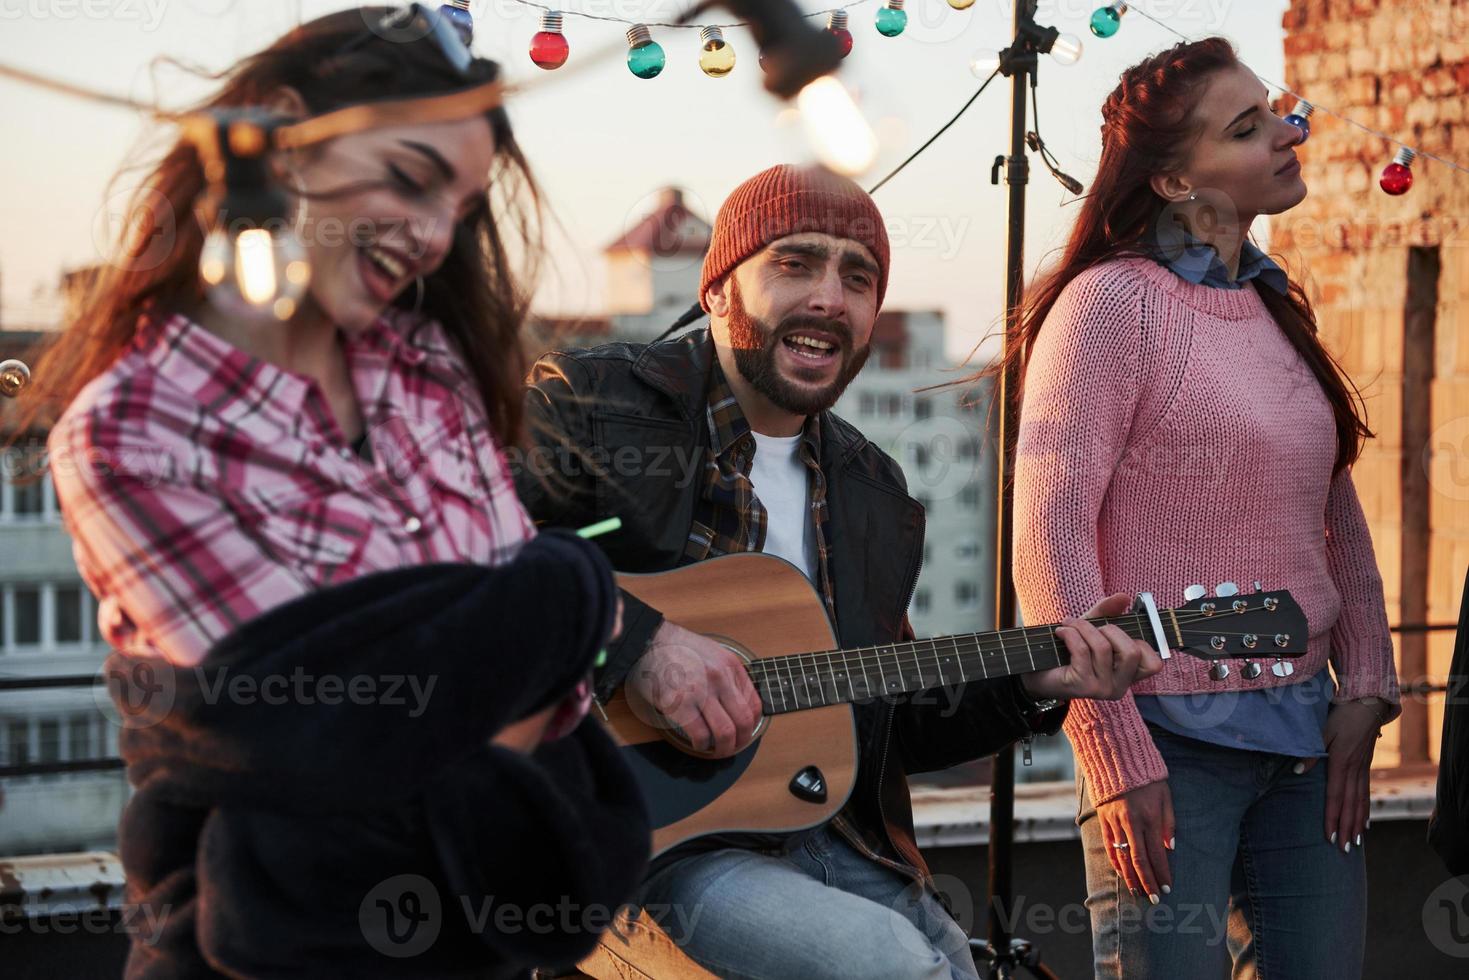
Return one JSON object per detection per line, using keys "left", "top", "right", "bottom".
{"left": 200, "top": 225, "right": 310, "bottom": 321}
{"left": 969, "top": 48, "right": 1001, "bottom": 78}
{"left": 797, "top": 75, "right": 879, "bottom": 176}
{"left": 1050, "top": 33, "right": 1083, "bottom": 66}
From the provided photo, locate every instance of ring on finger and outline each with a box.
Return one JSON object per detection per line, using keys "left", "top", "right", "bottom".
{"left": 1111, "top": 841, "right": 1130, "bottom": 849}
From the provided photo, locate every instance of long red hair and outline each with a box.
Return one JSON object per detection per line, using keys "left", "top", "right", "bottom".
{"left": 994, "top": 36, "right": 1370, "bottom": 473}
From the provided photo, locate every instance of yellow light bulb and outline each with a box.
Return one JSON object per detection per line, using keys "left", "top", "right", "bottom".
{"left": 234, "top": 229, "right": 279, "bottom": 307}
{"left": 698, "top": 26, "right": 735, "bottom": 78}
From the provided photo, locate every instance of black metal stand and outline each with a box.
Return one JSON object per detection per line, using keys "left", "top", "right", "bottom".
{"left": 967, "top": 3, "right": 1065, "bottom": 978}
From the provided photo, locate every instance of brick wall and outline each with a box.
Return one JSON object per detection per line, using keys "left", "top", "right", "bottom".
{"left": 1273, "top": 0, "right": 1469, "bottom": 766}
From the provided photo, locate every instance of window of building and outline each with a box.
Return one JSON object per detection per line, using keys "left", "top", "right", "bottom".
{"left": 955, "top": 540, "right": 981, "bottom": 561}
{"left": 13, "top": 587, "right": 40, "bottom": 646}
{"left": 860, "top": 393, "right": 875, "bottom": 416}
{"left": 55, "top": 585, "right": 83, "bottom": 644}
{"left": 914, "top": 397, "right": 932, "bottom": 421}
{"left": 69, "top": 714, "right": 95, "bottom": 760}
{"left": 5, "top": 720, "right": 29, "bottom": 767}
{"left": 959, "top": 485, "right": 981, "bottom": 510}
{"left": 38, "top": 719, "right": 61, "bottom": 764}
{"left": 914, "top": 590, "right": 930, "bottom": 614}
{"left": 912, "top": 444, "right": 930, "bottom": 468}
{"left": 955, "top": 581, "right": 980, "bottom": 609}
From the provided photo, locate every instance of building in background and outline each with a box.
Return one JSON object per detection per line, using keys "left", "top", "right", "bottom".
{"left": 0, "top": 328, "right": 126, "bottom": 855}
{"left": 1272, "top": 0, "right": 1468, "bottom": 771}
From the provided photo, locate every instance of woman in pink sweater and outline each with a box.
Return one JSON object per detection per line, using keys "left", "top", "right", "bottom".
{"left": 1011, "top": 38, "right": 1400, "bottom": 978}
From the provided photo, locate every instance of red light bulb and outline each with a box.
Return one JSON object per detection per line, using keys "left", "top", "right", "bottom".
{"left": 1379, "top": 146, "right": 1415, "bottom": 196}
{"left": 529, "top": 11, "right": 569, "bottom": 70}
{"left": 827, "top": 10, "right": 853, "bottom": 58}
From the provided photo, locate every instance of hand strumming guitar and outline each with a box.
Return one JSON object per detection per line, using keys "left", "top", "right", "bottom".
{"left": 624, "top": 620, "right": 765, "bottom": 758}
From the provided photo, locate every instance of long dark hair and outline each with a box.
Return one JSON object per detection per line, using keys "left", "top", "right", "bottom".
{"left": 12, "top": 6, "right": 542, "bottom": 450}
{"left": 994, "top": 36, "right": 1370, "bottom": 474}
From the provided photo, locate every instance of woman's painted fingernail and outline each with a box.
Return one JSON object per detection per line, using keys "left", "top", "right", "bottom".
{"left": 1167, "top": 837, "right": 1176, "bottom": 850}
{"left": 1292, "top": 761, "right": 1306, "bottom": 774}
{"left": 1149, "top": 893, "right": 1160, "bottom": 906}
{"left": 1366, "top": 817, "right": 1372, "bottom": 829}
{"left": 1344, "top": 841, "right": 1352, "bottom": 854}
{"left": 1354, "top": 834, "right": 1362, "bottom": 846}
{"left": 1330, "top": 832, "right": 1337, "bottom": 844}
{"left": 1162, "top": 885, "right": 1172, "bottom": 895}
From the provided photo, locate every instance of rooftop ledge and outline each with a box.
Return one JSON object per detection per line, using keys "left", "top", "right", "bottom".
{"left": 911, "top": 770, "right": 1438, "bottom": 849}
{"left": 0, "top": 774, "right": 1440, "bottom": 921}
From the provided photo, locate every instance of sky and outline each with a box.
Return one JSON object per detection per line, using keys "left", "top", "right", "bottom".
{"left": 0, "top": 0, "right": 1288, "bottom": 362}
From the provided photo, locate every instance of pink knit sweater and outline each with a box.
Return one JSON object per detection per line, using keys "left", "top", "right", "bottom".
{"left": 1013, "top": 257, "right": 1401, "bottom": 806}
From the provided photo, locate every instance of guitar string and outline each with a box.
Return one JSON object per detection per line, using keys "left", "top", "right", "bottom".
{"left": 744, "top": 607, "right": 1299, "bottom": 677}
{"left": 743, "top": 609, "right": 1304, "bottom": 708}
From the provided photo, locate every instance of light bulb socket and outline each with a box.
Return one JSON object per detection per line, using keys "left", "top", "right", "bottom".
{"left": 445, "top": 0, "right": 470, "bottom": 10}
{"left": 627, "top": 23, "right": 653, "bottom": 47}
{"left": 699, "top": 25, "right": 725, "bottom": 45}
{"left": 1393, "top": 146, "right": 1416, "bottom": 167}
{"left": 191, "top": 109, "right": 292, "bottom": 229}
{"left": 1293, "top": 99, "right": 1314, "bottom": 119}
{"left": 828, "top": 9, "right": 849, "bottom": 29}
{"left": 1111, "top": 1, "right": 1128, "bottom": 13}
{"left": 885, "top": 0, "right": 904, "bottom": 9}
{"left": 539, "top": 10, "right": 563, "bottom": 31}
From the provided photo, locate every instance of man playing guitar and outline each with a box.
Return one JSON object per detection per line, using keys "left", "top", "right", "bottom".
{"left": 517, "top": 164, "right": 1162, "bottom": 979}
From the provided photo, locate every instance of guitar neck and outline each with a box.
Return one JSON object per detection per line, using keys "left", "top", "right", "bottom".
{"left": 747, "top": 613, "right": 1156, "bottom": 715}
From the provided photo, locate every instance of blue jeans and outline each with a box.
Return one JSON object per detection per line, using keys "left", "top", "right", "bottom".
{"left": 1077, "top": 723, "right": 1367, "bottom": 979}
{"left": 630, "top": 824, "right": 980, "bottom": 980}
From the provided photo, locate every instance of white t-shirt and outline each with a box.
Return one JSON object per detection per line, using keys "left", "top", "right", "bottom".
{"left": 747, "top": 431, "right": 818, "bottom": 584}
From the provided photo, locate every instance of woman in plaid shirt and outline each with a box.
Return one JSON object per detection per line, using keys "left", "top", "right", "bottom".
{"left": 14, "top": 7, "right": 643, "bottom": 977}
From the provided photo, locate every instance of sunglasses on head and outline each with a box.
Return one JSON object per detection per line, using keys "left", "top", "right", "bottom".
{"left": 332, "top": 3, "right": 475, "bottom": 78}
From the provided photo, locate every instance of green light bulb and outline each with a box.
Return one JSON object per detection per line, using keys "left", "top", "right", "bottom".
{"left": 876, "top": 0, "right": 907, "bottom": 37}
{"left": 625, "top": 24, "right": 665, "bottom": 79}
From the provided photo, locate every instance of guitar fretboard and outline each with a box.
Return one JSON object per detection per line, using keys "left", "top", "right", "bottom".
{"left": 745, "top": 614, "right": 1153, "bottom": 715}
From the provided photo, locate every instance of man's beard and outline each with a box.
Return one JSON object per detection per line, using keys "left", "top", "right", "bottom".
{"left": 725, "top": 279, "right": 870, "bottom": 417}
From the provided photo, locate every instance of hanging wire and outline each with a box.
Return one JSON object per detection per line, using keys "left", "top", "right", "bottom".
{"left": 505, "top": 0, "right": 877, "bottom": 30}
{"left": 867, "top": 68, "right": 1001, "bottom": 195}
{"left": 1127, "top": 1, "right": 1469, "bottom": 178}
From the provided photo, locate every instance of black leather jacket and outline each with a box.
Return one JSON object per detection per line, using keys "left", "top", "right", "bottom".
{"left": 515, "top": 328, "right": 1066, "bottom": 882}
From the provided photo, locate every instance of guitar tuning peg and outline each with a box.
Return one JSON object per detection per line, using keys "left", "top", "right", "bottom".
{"left": 1183, "top": 584, "right": 1207, "bottom": 601}
{"left": 1209, "top": 662, "right": 1231, "bottom": 681}
{"left": 1271, "top": 660, "right": 1295, "bottom": 678}
{"left": 1253, "top": 581, "right": 1263, "bottom": 593}
{"left": 1215, "top": 582, "right": 1239, "bottom": 597}
{"left": 1242, "top": 661, "right": 1263, "bottom": 680}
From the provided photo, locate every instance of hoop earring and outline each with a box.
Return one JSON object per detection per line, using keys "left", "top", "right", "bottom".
{"left": 411, "top": 276, "right": 425, "bottom": 316}
{"left": 285, "top": 166, "right": 310, "bottom": 237}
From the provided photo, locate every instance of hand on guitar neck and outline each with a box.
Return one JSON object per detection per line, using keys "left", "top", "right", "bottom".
{"left": 1019, "top": 592, "right": 1166, "bottom": 701}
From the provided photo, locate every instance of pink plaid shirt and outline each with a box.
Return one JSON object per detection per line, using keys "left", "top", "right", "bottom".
{"left": 49, "top": 310, "right": 536, "bottom": 667}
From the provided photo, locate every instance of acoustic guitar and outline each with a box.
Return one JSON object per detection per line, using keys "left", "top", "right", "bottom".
{"left": 605, "top": 553, "right": 1309, "bottom": 858}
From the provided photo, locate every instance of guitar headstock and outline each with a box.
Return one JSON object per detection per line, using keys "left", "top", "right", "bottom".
{"left": 1165, "top": 583, "right": 1308, "bottom": 678}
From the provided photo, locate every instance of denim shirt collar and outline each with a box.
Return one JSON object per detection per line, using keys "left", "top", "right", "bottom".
{"left": 1146, "top": 223, "right": 1289, "bottom": 294}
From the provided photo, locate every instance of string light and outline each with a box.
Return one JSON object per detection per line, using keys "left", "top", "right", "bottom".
{"left": 1380, "top": 146, "right": 1415, "bottom": 196}
{"left": 625, "top": 24, "right": 666, "bottom": 79}
{"left": 440, "top": 0, "right": 474, "bottom": 42}
{"left": 827, "top": 10, "right": 853, "bottom": 58}
{"left": 529, "top": 10, "right": 570, "bottom": 70}
{"left": 946, "top": 0, "right": 977, "bottom": 10}
{"left": 0, "top": 359, "right": 30, "bottom": 398}
{"left": 1049, "top": 32, "right": 1084, "bottom": 65}
{"left": 698, "top": 26, "right": 737, "bottom": 77}
{"left": 1089, "top": 2, "right": 1127, "bottom": 38}
{"left": 798, "top": 75, "right": 878, "bottom": 174}
{"left": 1283, "top": 99, "right": 1314, "bottom": 143}
{"left": 191, "top": 111, "right": 310, "bottom": 321}
{"left": 875, "top": 0, "right": 907, "bottom": 37}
